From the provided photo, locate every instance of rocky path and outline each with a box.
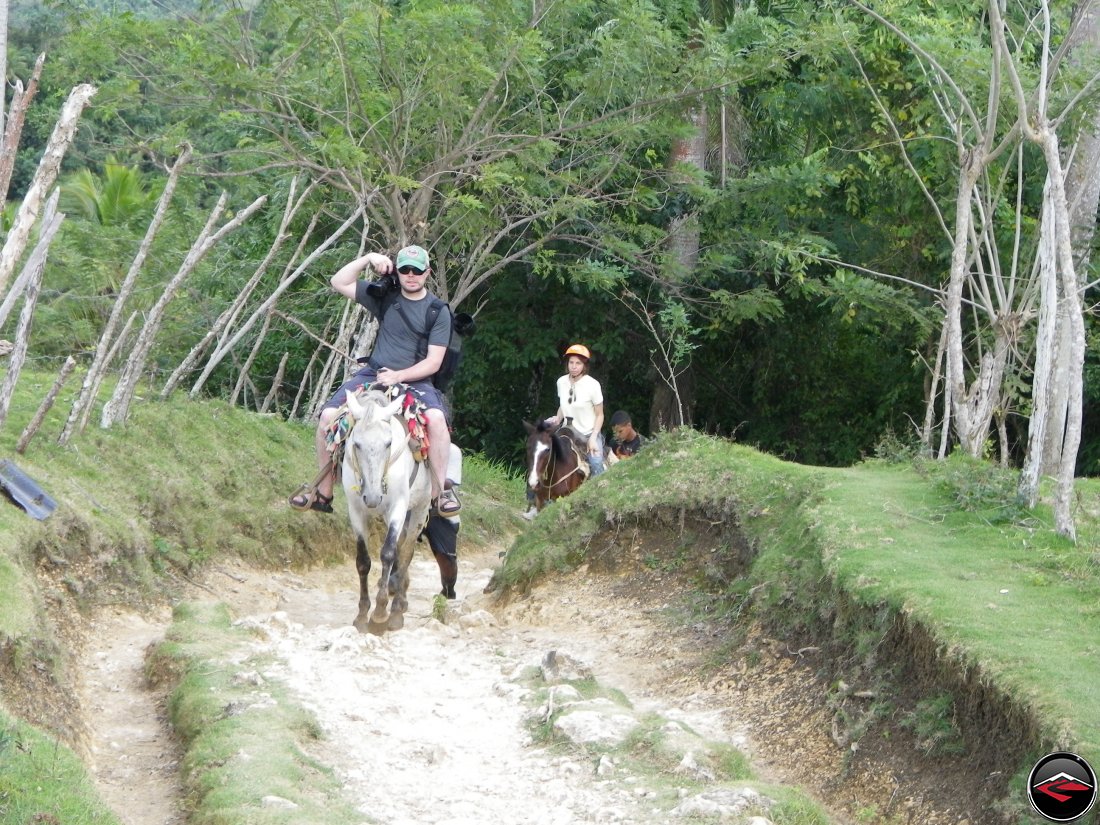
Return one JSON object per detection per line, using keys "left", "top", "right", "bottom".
{"left": 77, "top": 537, "right": 993, "bottom": 825}
{"left": 78, "top": 542, "right": 760, "bottom": 825}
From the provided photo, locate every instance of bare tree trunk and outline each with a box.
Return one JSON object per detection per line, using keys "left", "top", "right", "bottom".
{"left": 921, "top": 322, "right": 948, "bottom": 454}
{"left": 0, "top": 53, "right": 44, "bottom": 205}
{"left": 67, "top": 310, "right": 139, "bottom": 436}
{"left": 188, "top": 204, "right": 364, "bottom": 399}
{"left": 1043, "top": 139, "right": 1086, "bottom": 540}
{"left": 289, "top": 314, "right": 336, "bottom": 420}
{"left": 230, "top": 310, "right": 271, "bottom": 407}
{"left": 16, "top": 355, "right": 76, "bottom": 454}
{"left": 990, "top": 0, "right": 1087, "bottom": 537}
{"left": 1018, "top": 188, "right": 1059, "bottom": 506}
{"left": 261, "top": 352, "right": 289, "bottom": 414}
{"left": 648, "top": 105, "right": 707, "bottom": 430}
{"left": 995, "top": 409, "right": 1009, "bottom": 466}
{"left": 1040, "top": 0, "right": 1100, "bottom": 474}
{"left": 944, "top": 160, "right": 982, "bottom": 455}
{"left": 100, "top": 192, "right": 267, "bottom": 428}
{"left": 160, "top": 176, "right": 316, "bottom": 399}
{"left": 59, "top": 146, "right": 192, "bottom": 445}
{"left": 0, "top": 186, "right": 58, "bottom": 330}
{"left": 290, "top": 343, "right": 323, "bottom": 420}
{"left": 0, "top": 207, "right": 62, "bottom": 429}
{"left": 0, "top": 83, "right": 95, "bottom": 301}
{"left": 307, "top": 347, "right": 343, "bottom": 421}
{"left": 0, "top": 0, "right": 9, "bottom": 141}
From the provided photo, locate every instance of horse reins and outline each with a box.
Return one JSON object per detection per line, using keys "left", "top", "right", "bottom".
{"left": 536, "top": 438, "right": 586, "bottom": 495}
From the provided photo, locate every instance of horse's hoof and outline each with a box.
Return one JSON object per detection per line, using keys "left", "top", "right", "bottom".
{"left": 366, "top": 621, "right": 386, "bottom": 636}
{"left": 387, "top": 613, "right": 405, "bottom": 631}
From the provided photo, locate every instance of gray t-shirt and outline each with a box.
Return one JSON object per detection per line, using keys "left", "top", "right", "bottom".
{"left": 356, "top": 283, "right": 451, "bottom": 371}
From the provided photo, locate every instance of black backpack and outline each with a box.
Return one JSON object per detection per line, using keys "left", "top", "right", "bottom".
{"left": 385, "top": 296, "right": 470, "bottom": 394}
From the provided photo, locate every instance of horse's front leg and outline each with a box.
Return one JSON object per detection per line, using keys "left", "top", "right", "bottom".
{"left": 370, "top": 521, "right": 400, "bottom": 628}
{"left": 386, "top": 512, "right": 423, "bottom": 630}
{"left": 352, "top": 534, "right": 372, "bottom": 633}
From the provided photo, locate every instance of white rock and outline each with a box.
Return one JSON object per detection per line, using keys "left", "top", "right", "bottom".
{"left": 261, "top": 795, "right": 298, "bottom": 810}
{"left": 549, "top": 684, "right": 583, "bottom": 704}
{"left": 553, "top": 710, "right": 638, "bottom": 746}
{"left": 673, "top": 787, "right": 763, "bottom": 818}
{"left": 458, "top": 609, "right": 497, "bottom": 628}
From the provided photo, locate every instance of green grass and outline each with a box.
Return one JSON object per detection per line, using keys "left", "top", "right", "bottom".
{"left": 0, "top": 712, "right": 119, "bottom": 825}
{"left": 816, "top": 459, "right": 1100, "bottom": 760}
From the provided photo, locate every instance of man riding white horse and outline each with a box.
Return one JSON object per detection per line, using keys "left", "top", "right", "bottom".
{"left": 289, "top": 244, "right": 460, "bottom": 517}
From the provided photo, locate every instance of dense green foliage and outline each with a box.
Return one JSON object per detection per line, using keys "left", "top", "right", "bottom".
{"left": 1, "top": 0, "right": 1097, "bottom": 472}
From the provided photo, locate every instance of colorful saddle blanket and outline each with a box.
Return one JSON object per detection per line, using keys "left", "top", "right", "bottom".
{"left": 325, "top": 384, "right": 430, "bottom": 467}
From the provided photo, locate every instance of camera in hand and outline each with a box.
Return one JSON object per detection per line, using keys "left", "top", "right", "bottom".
{"left": 454, "top": 312, "right": 475, "bottom": 337}
{"left": 364, "top": 272, "right": 398, "bottom": 300}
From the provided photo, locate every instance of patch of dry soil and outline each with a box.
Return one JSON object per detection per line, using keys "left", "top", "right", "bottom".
{"left": 75, "top": 537, "right": 1006, "bottom": 825}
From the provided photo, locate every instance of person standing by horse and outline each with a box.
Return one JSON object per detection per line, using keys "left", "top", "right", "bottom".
{"left": 546, "top": 343, "right": 606, "bottom": 477}
{"left": 289, "top": 245, "right": 461, "bottom": 517}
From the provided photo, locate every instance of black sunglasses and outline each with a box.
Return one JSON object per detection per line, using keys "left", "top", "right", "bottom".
{"left": 397, "top": 266, "right": 425, "bottom": 275}
{"left": 568, "top": 385, "right": 576, "bottom": 405}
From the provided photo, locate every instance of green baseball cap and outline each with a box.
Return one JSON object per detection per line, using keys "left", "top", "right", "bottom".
{"left": 395, "top": 245, "right": 429, "bottom": 271}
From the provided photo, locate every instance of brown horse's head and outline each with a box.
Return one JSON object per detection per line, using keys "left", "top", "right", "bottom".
{"left": 523, "top": 420, "right": 584, "bottom": 510}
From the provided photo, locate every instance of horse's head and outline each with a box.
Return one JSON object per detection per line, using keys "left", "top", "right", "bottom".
{"left": 524, "top": 420, "right": 553, "bottom": 490}
{"left": 345, "top": 390, "right": 405, "bottom": 509}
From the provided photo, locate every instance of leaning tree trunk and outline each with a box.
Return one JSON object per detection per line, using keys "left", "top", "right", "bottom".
{"left": 59, "top": 145, "right": 191, "bottom": 445}
{"left": 0, "top": 202, "right": 63, "bottom": 429}
{"left": 188, "top": 204, "right": 364, "bottom": 399}
{"left": 0, "top": 53, "right": 44, "bottom": 205}
{"left": 261, "top": 352, "right": 289, "bottom": 414}
{"left": 230, "top": 310, "right": 272, "bottom": 408}
{"left": 100, "top": 192, "right": 267, "bottom": 428}
{"left": 160, "top": 177, "right": 314, "bottom": 400}
{"left": 16, "top": 355, "right": 76, "bottom": 455}
{"left": 0, "top": 83, "right": 95, "bottom": 301}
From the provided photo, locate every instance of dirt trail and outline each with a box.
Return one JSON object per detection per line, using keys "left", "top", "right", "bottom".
{"left": 79, "top": 607, "right": 186, "bottom": 825}
{"left": 77, "top": 537, "right": 994, "bottom": 825}
{"left": 78, "top": 541, "right": 753, "bottom": 825}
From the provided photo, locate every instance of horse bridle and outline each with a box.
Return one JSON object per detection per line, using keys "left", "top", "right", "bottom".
{"left": 535, "top": 436, "right": 585, "bottom": 494}
{"left": 348, "top": 417, "right": 420, "bottom": 496}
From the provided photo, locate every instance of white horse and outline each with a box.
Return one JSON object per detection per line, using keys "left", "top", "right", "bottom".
{"left": 342, "top": 388, "right": 432, "bottom": 633}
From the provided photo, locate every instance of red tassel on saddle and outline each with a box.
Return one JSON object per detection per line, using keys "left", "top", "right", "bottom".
{"left": 401, "top": 390, "right": 430, "bottom": 460}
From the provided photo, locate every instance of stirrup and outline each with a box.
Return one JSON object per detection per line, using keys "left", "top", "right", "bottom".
{"left": 288, "top": 484, "right": 333, "bottom": 513}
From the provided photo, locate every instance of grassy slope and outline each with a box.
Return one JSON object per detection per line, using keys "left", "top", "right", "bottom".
{"left": 496, "top": 430, "right": 1100, "bottom": 794}
{"left": 817, "top": 462, "right": 1100, "bottom": 757}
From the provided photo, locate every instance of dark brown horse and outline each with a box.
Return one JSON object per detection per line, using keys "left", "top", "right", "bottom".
{"left": 524, "top": 420, "right": 587, "bottom": 512}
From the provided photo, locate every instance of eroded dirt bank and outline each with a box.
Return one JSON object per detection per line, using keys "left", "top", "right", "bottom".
{"left": 75, "top": 536, "right": 1015, "bottom": 825}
